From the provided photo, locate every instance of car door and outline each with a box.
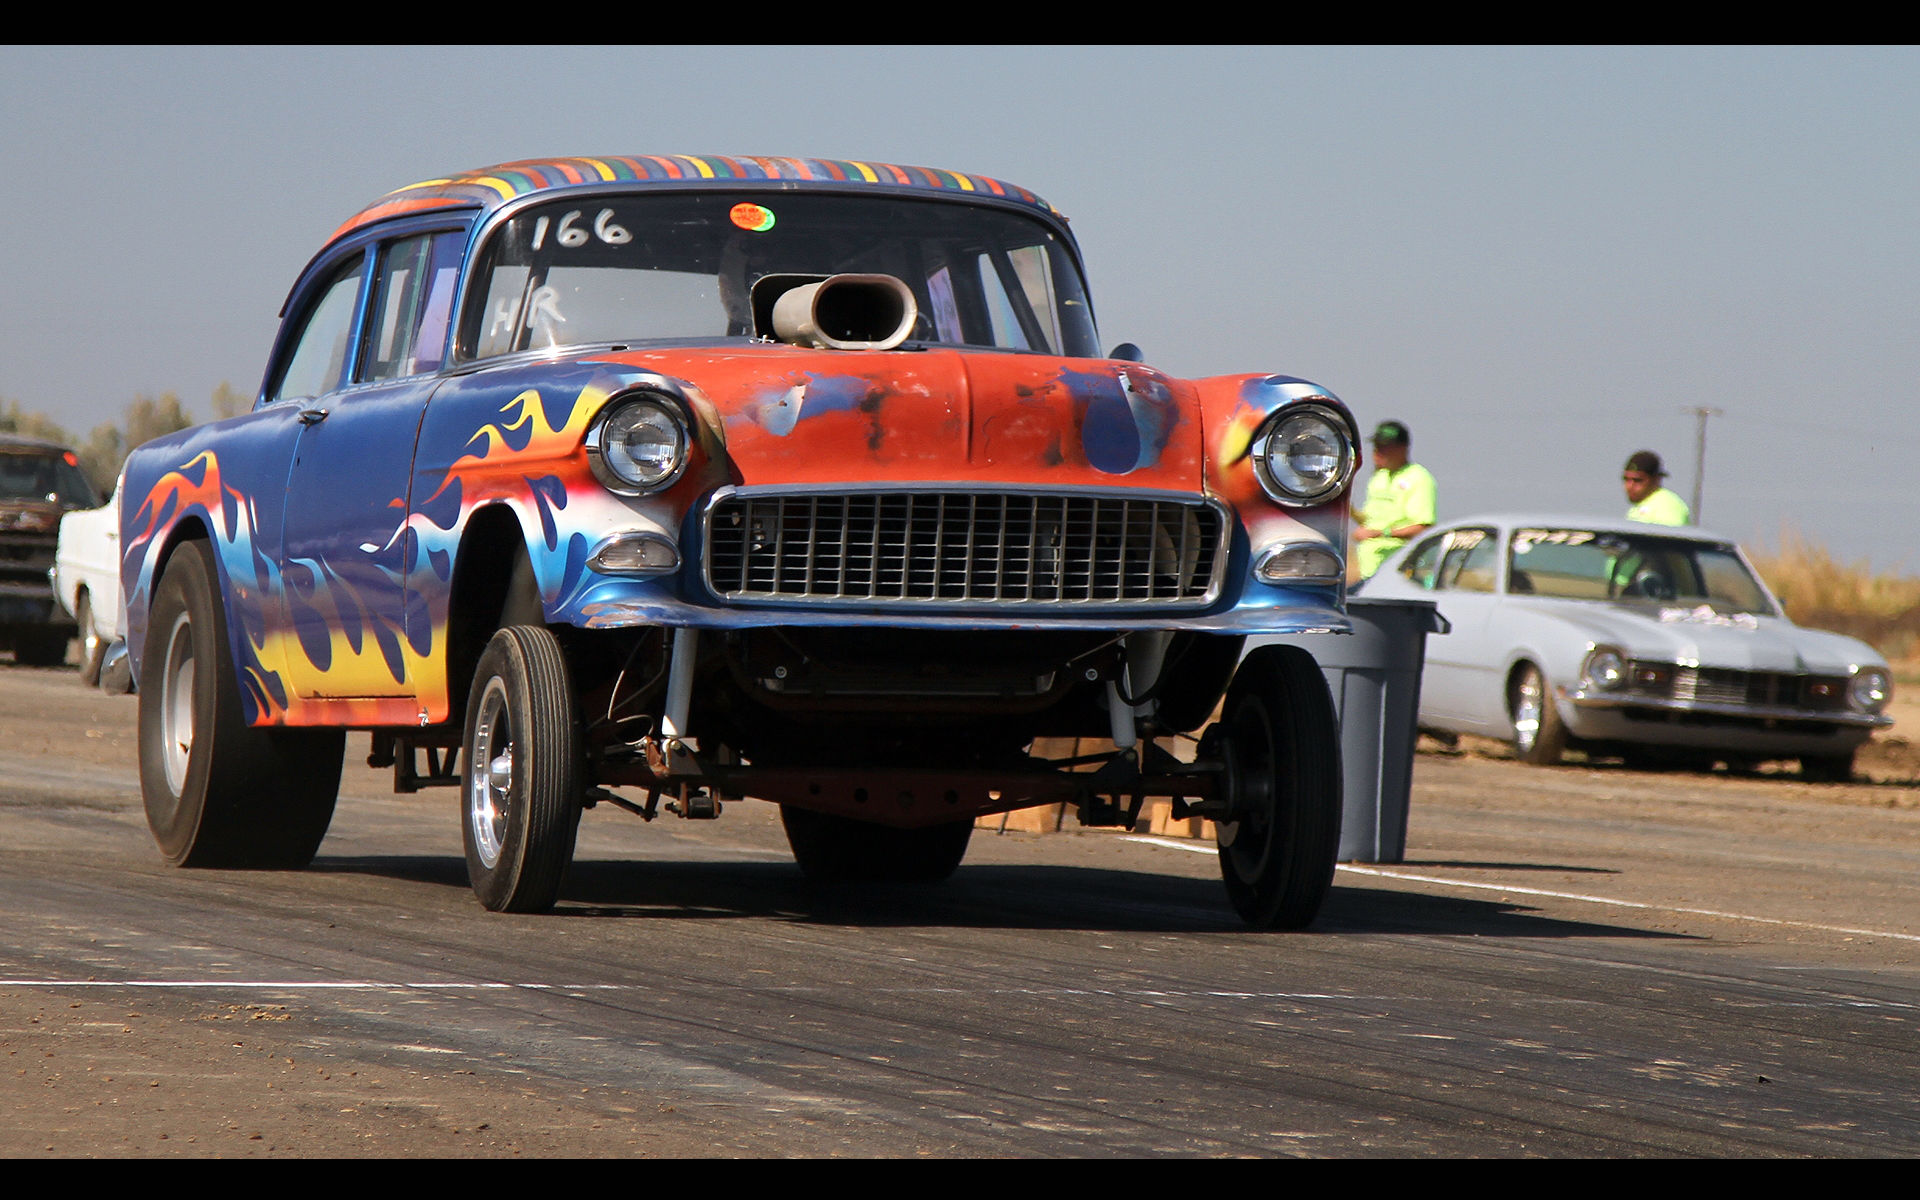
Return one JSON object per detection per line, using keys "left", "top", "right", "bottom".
{"left": 1409, "top": 526, "right": 1505, "bottom": 728}
{"left": 277, "top": 228, "right": 465, "bottom": 700}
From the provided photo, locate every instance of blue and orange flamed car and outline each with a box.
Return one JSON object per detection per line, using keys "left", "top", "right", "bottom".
{"left": 121, "top": 155, "right": 1361, "bottom": 928}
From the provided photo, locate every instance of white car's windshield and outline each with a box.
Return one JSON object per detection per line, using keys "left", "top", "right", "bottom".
{"left": 460, "top": 192, "right": 1099, "bottom": 359}
{"left": 1508, "top": 528, "right": 1777, "bottom": 614}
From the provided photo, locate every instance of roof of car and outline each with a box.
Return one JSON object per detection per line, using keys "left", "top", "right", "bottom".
{"left": 332, "top": 155, "right": 1060, "bottom": 242}
{"left": 1434, "top": 513, "right": 1739, "bottom": 544}
{"left": 0, "top": 432, "right": 75, "bottom": 455}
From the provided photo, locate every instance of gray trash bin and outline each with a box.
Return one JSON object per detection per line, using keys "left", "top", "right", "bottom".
{"left": 1244, "top": 597, "right": 1448, "bottom": 863}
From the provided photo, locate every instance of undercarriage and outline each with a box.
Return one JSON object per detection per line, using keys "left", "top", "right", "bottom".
{"left": 368, "top": 621, "right": 1345, "bottom": 928}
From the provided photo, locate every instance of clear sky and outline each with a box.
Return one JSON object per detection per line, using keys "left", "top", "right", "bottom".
{"left": 3, "top": 45, "right": 1914, "bottom": 571}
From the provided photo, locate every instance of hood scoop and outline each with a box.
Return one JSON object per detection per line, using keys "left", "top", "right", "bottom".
{"left": 753, "top": 273, "right": 919, "bottom": 351}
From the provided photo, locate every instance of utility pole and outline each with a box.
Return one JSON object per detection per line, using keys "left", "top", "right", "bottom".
{"left": 1686, "top": 406, "right": 1722, "bottom": 522}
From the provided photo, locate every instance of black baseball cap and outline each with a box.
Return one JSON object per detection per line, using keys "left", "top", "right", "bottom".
{"left": 1371, "top": 420, "right": 1410, "bottom": 446}
{"left": 1623, "top": 450, "right": 1666, "bottom": 477}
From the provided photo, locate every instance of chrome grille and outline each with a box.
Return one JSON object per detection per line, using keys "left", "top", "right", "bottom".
{"left": 705, "top": 490, "right": 1226, "bottom": 608}
{"left": 1633, "top": 662, "right": 1852, "bottom": 712}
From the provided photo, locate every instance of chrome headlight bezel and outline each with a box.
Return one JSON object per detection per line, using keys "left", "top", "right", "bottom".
{"left": 1583, "top": 646, "right": 1629, "bottom": 692}
{"left": 1250, "top": 402, "right": 1357, "bottom": 507}
{"left": 1848, "top": 666, "right": 1892, "bottom": 714}
{"left": 585, "top": 391, "right": 691, "bottom": 496}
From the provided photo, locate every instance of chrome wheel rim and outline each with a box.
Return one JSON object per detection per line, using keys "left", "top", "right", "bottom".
{"left": 79, "top": 595, "right": 101, "bottom": 663}
{"left": 159, "top": 611, "right": 196, "bottom": 794}
{"left": 467, "top": 677, "right": 512, "bottom": 870}
{"left": 1512, "top": 669, "right": 1543, "bottom": 753}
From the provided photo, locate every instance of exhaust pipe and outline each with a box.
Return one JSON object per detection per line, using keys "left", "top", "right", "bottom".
{"left": 770, "top": 273, "right": 919, "bottom": 351}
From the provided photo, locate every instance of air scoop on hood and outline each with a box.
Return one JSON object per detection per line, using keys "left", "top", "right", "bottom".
{"left": 754, "top": 273, "right": 919, "bottom": 351}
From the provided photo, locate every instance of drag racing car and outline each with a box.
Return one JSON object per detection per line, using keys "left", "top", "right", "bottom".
{"left": 120, "top": 155, "right": 1363, "bottom": 927}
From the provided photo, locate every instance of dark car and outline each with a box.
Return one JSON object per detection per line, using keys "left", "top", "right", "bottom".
{"left": 120, "top": 155, "right": 1362, "bottom": 927}
{"left": 1, "top": 433, "right": 100, "bottom": 666}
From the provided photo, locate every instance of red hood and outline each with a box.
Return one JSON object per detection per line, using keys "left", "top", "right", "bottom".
{"left": 610, "top": 346, "right": 1208, "bottom": 493}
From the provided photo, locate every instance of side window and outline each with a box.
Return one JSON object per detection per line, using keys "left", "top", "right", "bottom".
{"left": 1431, "top": 528, "right": 1497, "bottom": 592}
{"left": 267, "top": 258, "right": 367, "bottom": 404}
{"left": 1450, "top": 535, "right": 1500, "bottom": 593}
{"left": 361, "top": 231, "right": 465, "bottom": 382}
{"left": 1398, "top": 533, "right": 1447, "bottom": 589}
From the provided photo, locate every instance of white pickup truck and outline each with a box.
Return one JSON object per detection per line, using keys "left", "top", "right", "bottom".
{"left": 52, "top": 477, "right": 122, "bottom": 686}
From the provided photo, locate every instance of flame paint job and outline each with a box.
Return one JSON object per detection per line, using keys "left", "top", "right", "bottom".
{"left": 122, "top": 161, "right": 1355, "bottom": 730}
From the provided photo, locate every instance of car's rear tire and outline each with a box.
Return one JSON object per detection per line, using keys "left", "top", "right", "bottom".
{"left": 139, "top": 540, "right": 343, "bottom": 867}
{"left": 1800, "top": 751, "right": 1856, "bottom": 783}
{"left": 461, "top": 625, "right": 584, "bottom": 912}
{"left": 779, "top": 806, "right": 973, "bottom": 883}
{"left": 1213, "top": 645, "right": 1343, "bottom": 930}
{"left": 76, "top": 589, "right": 108, "bottom": 686}
{"left": 1509, "top": 663, "right": 1568, "bottom": 766}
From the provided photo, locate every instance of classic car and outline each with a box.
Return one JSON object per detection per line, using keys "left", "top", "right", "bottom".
{"left": 119, "top": 155, "right": 1362, "bottom": 928}
{"left": 1355, "top": 514, "right": 1894, "bottom": 778}
{"left": 2, "top": 433, "right": 100, "bottom": 667}
{"left": 54, "top": 471, "right": 123, "bottom": 684}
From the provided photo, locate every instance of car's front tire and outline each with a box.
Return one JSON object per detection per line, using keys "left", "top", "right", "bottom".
{"left": 139, "top": 539, "right": 343, "bottom": 867}
{"left": 76, "top": 589, "right": 108, "bottom": 686}
{"left": 1800, "top": 751, "right": 1856, "bottom": 783}
{"left": 461, "top": 625, "right": 585, "bottom": 912}
{"left": 1213, "top": 645, "right": 1343, "bottom": 930}
{"left": 1509, "top": 662, "right": 1568, "bottom": 766}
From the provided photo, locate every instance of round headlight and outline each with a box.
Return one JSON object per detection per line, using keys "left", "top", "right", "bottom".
{"left": 1584, "top": 648, "right": 1628, "bottom": 691}
{"left": 1251, "top": 404, "right": 1355, "bottom": 506}
{"left": 587, "top": 394, "right": 688, "bottom": 494}
{"left": 1849, "top": 668, "right": 1891, "bottom": 713}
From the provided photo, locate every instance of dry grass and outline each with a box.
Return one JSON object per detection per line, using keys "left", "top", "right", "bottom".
{"left": 1746, "top": 528, "right": 1920, "bottom": 679}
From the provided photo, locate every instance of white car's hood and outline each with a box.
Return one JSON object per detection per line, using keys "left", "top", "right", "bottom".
{"left": 1504, "top": 599, "right": 1883, "bottom": 673}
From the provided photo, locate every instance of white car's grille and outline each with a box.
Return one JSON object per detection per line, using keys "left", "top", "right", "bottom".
{"left": 705, "top": 490, "right": 1227, "bottom": 609}
{"left": 1634, "top": 662, "right": 1851, "bottom": 712}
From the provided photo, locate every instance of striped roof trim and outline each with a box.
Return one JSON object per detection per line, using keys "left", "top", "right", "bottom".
{"left": 330, "top": 155, "right": 1057, "bottom": 242}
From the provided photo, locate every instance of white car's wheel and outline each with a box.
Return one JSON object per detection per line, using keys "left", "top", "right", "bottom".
{"left": 75, "top": 589, "right": 108, "bottom": 686}
{"left": 1800, "top": 751, "right": 1856, "bottom": 783}
{"left": 1508, "top": 663, "right": 1568, "bottom": 766}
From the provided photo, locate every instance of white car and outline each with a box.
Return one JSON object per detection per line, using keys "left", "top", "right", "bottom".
{"left": 1355, "top": 514, "right": 1894, "bottom": 779}
{"left": 53, "top": 479, "right": 122, "bottom": 685}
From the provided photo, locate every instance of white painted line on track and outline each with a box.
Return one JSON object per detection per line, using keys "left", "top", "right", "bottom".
{"left": 0, "top": 980, "right": 625, "bottom": 990}
{"left": 1121, "top": 835, "right": 1216, "bottom": 855}
{"left": 1104, "top": 836, "right": 1920, "bottom": 945}
{"left": 1338, "top": 863, "right": 1920, "bottom": 944}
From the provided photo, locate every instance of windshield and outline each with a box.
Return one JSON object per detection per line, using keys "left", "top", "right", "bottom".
{"left": 0, "top": 449, "right": 98, "bottom": 508}
{"left": 459, "top": 192, "right": 1099, "bottom": 359}
{"left": 1508, "top": 528, "right": 1777, "bottom": 614}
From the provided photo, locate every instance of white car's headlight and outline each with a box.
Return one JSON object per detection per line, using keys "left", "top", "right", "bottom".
{"left": 1849, "top": 667, "right": 1891, "bottom": 713}
{"left": 586, "top": 393, "right": 689, "bottom": 495}
{"left": 1250, "top": 403, "right": 1356, "bottom": 506}
{"left": 1584, "top": 647, "right": 1628, "bottom": 691}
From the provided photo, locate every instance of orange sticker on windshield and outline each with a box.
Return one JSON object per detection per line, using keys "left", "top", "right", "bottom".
{"left": 729, "top": 202, "right": 775, "bottom": 232}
